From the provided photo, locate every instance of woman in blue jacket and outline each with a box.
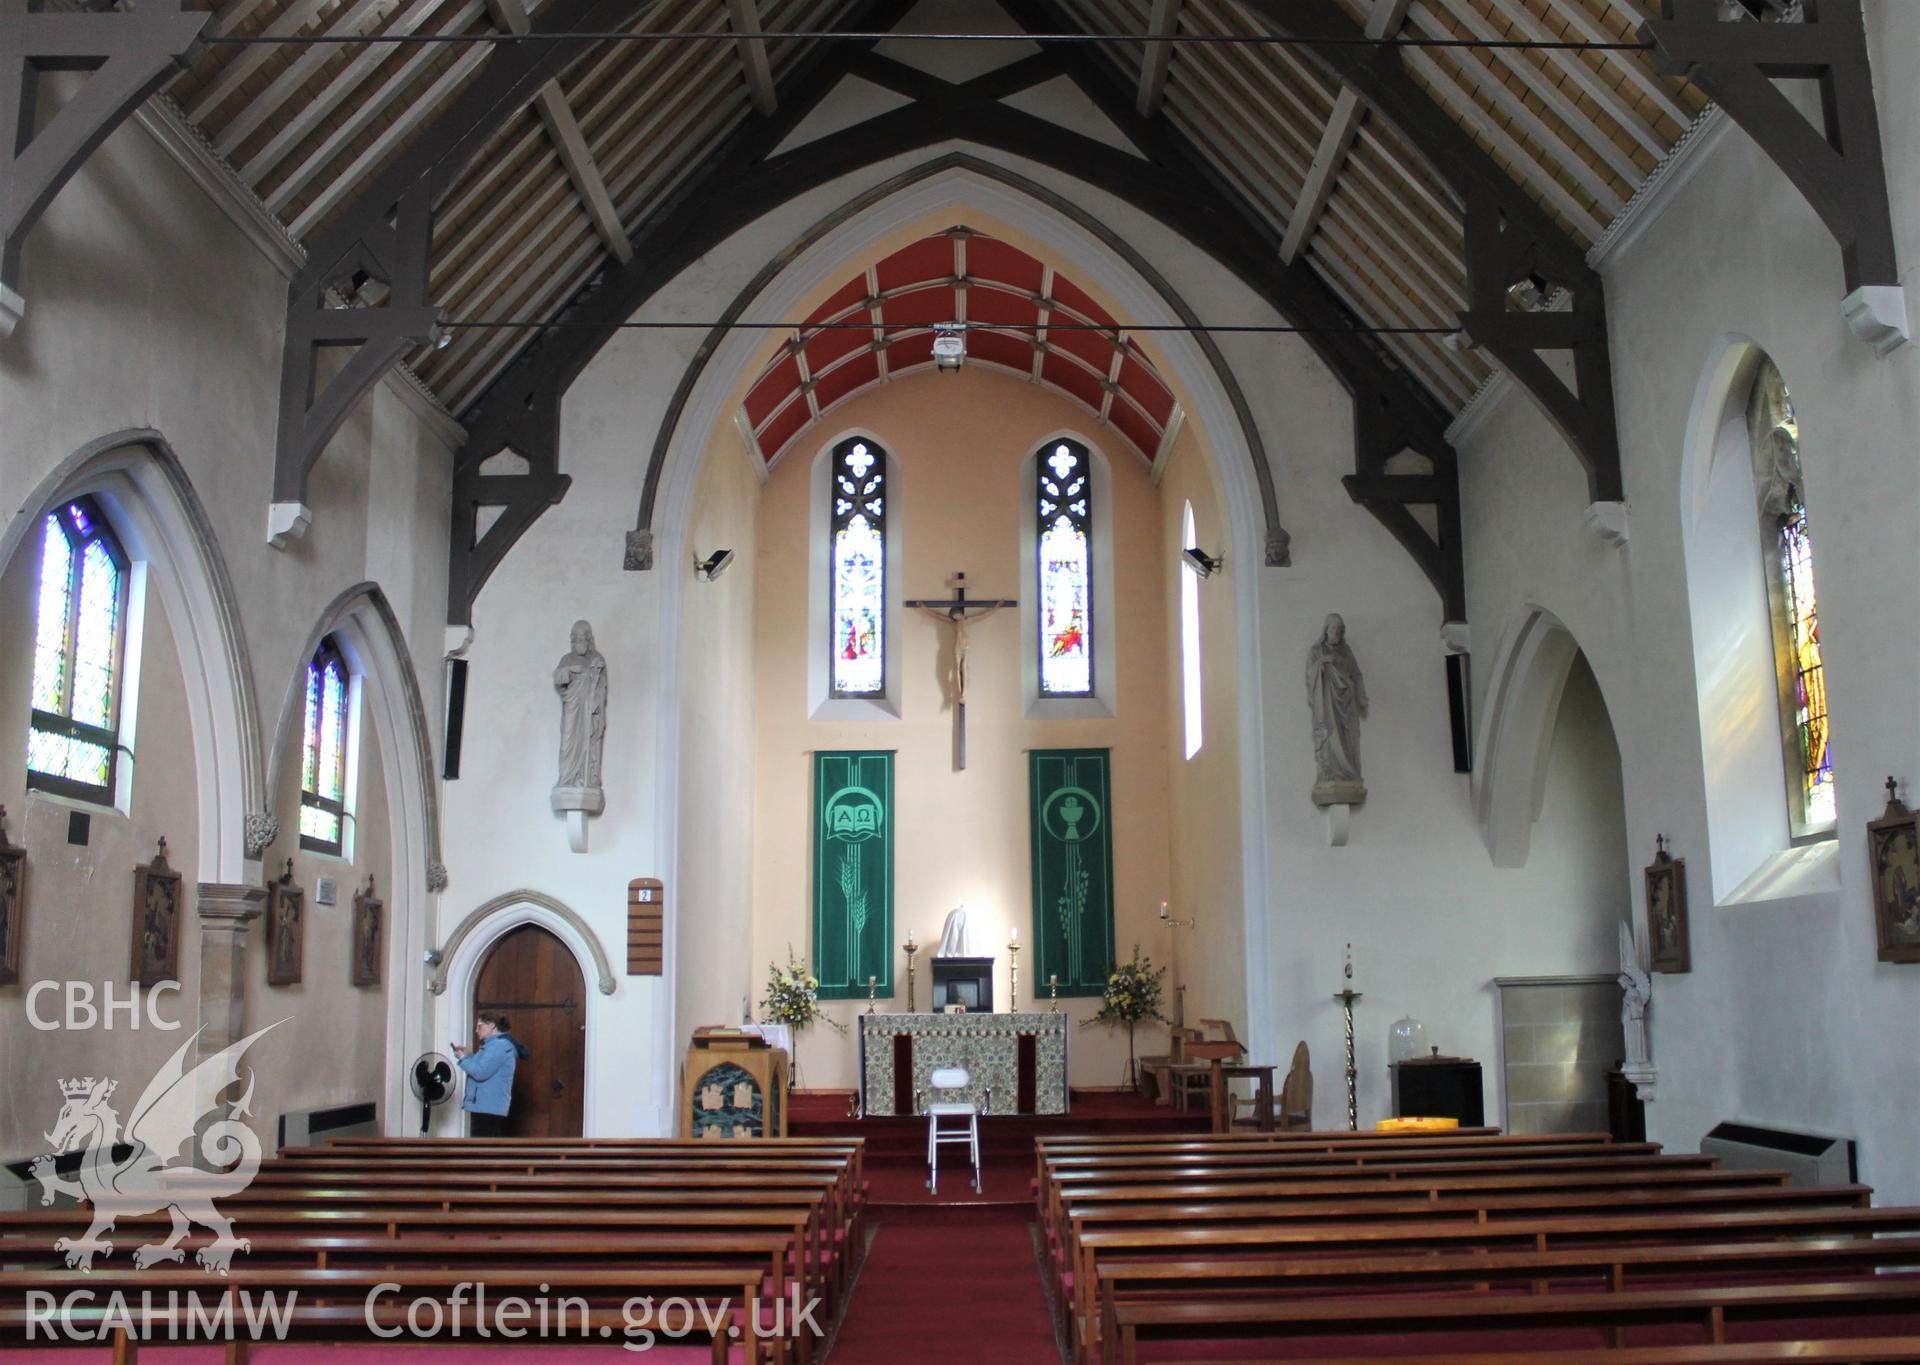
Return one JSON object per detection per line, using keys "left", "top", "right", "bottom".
{"left": 454, "top": 1011, "right": 529, "bottom": 1136}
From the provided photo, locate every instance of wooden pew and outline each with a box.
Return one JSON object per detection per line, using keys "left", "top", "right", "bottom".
{"left": 1103, "top": 1276, "right": 1920, "bottom": 1363}
{"left": 0, "top": 1262, "right": 782, "bottom": 1364}
{"left": 1058, "top": 1187, "right": 1893, "bottom": 1359}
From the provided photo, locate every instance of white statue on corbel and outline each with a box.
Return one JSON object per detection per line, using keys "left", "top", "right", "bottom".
{"left": 552, "top": 619, "right": 608, "bottom": 853}
{"left": 1307, "top": 613, "right": 1367, "bottom": 848}
{"left": 1618, "top": 920, "right": 1656, "bottom": 1102}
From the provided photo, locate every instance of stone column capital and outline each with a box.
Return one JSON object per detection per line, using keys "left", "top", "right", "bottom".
{"left": 196, "top": 882, "right": 266, "bottom": 927}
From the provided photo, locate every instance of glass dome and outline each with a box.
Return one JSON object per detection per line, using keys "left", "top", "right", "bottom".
{"left": 1388, "top": 1016, "right": 1430, "bottom": 1065}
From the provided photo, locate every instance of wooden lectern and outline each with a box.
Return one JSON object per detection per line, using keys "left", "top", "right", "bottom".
{"left": 680, "top": 1027, "right": 790, "bottom": 1138}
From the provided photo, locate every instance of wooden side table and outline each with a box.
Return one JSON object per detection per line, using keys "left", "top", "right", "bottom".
{"left": 1208, "top": 1062, "right": 1276, "bottom": 1134}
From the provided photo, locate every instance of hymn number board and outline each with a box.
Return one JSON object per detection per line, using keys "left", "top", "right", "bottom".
{"left": 628, "top": 878, "right": 664, "bottom": 976}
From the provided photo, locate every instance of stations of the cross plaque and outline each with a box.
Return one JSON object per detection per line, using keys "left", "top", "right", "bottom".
{"left": 905, "top": 571, "right": 1016, "bottom": 771}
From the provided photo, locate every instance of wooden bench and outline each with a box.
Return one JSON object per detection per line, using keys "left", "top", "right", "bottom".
{"left": 1103, "top": 1276, "right": 1920, "bottom": 1363}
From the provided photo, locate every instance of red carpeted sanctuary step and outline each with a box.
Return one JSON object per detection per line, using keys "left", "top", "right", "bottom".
{"left": 792, "top": 1088, "right": 1206, "bottom": 1208}
{"left": 824, "top": 1208, "right": 1061, "bottom": 1365}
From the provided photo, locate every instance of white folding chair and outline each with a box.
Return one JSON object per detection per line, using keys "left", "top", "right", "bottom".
{"left": 924, "top": 1065, "right": 980, "bottom": 1194}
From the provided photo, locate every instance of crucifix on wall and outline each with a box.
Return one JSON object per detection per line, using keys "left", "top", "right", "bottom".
{"left": 905, "top": 572, "right": 1016, "bottom": 771}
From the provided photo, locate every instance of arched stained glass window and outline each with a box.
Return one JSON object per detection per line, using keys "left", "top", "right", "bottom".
{"left": 830, "top": 438, "right": 886, "bottom": 698}
{"left": 1748, "top": 359, "right": 1834, "bottom": 835}
{"left": 1038, "top": 440, "right": 1093, "bottom": 697}
{"left": 300, "top": 637, "right": 351, "bottom": 854}
{"left": 28, "top": 497, "right": 129, "bottom": 803}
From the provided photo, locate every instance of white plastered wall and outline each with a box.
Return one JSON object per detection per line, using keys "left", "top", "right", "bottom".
{"left": 454, "top": 107, "right": 1631, "bottom": 1129}
{"left": 1455, "top": 0, "right": 1920, "bottom": 1200}
{"left": 0, "top": 105, "right": 452, "bottom": 1159}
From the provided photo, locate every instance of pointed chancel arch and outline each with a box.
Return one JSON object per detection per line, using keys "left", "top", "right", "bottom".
{"left": 641, "top": 162, "right": 1281, "bottom": 1069}
{"left": 0, "top": 430, "right": 263, "bottom": 883}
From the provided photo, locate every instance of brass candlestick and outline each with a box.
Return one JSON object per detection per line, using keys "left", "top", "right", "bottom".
{"left": 1008, "top": 935, "right": 1021, "bottom": 1012}
{"left": 1334, "top": 943, "right": 1361, "bottom": 1131}
{"left": 1048, "top": 974, "right": 1059, "bottom": 1012}
{"left": 866, "top": 975, "right": 877, "bottom": 1014}
{"left": 903, "top": 935, "right": 919, "bottom": 1012}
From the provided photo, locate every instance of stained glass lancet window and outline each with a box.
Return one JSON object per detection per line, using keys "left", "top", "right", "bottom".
{"left": 28, "top": 497, "right": 128, "bottom": 803}
{"left": 830, "top": 438, "right": 886, "bottom": 697}
{"left": 1038, "top": 440, "right": 1093, "bottom": 696}
{"left": 300, "top": 637, "right": 351, "bottom": 854}
{"left": 1747, "top": 358, "right": 1834, "bottom": 834}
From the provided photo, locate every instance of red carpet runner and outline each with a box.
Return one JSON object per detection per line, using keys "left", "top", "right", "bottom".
{"left": 826, "top": 1210, "right": 1061, "bottom": 1364}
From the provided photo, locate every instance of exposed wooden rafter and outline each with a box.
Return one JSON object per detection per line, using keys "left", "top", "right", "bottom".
{"left": 486, "top": 0, "right": 631, "bottom": 264}
{"left": 727, "top": 0, "right": 780, "bottom": 114}
{"left": 1279, "top": 0, "right": 1411, "bottom": 266}
{"left": 1135, "top": 0, "right": 1182, "bottom": 116}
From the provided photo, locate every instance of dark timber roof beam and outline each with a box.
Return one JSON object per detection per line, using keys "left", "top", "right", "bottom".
{"left": 270, "top": 0, "right": 632, "bottom": 548}
{"left": 1642, "top": 0, "right": 1906, "bottom": 353}
{"left": 0, "top": 0, "right": 211, "bottom": 336}
{"left": 1246, "top": 0, "right": 1625, "bottom": 516}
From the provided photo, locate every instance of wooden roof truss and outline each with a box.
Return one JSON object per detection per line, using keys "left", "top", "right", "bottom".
{"left": 0, "top": 0, "right": 1904, "bottom": 628}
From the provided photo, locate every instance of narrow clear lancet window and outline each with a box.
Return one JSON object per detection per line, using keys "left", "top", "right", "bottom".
{"left": 1748, "top": 359, "right": 1834, "bottom": 834}
{"left": 300, "top": 637, "right": 350, "bottom": 854}
{"left": 830, "top": 438, "right": 886, "bottom": 697}
{"left": 1038, "top": 440, "right": 1093, "bottom": 696}
{"left": 27, "top": 497, "right": 128, "bottom": 803}
{"left": 1181, "top": 501, "right": 1204, "bottom": 759}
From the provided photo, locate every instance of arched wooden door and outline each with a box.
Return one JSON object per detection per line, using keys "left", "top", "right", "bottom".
{"left": 472, "top": 924, "right": 586, "bottom": 1136}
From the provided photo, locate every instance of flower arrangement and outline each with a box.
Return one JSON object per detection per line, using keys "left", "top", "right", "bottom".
{"left": 761, "top": 947, "right": 847, "bottom": 1035}
{"left": 1090, "top": 945, "right": 1167, "bottom": 1028}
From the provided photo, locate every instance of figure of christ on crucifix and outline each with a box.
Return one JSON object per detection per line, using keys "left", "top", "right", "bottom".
{"left": 905, "top": 572, "right": 1017, "bottom": 771}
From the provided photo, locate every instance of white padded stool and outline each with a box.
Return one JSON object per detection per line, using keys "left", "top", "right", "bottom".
{"left": 925, "top": 1066, "right": 980, "bottom": 1194}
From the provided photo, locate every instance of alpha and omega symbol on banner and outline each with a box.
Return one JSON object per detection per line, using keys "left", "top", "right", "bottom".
{"left": 824, "top": 785, "right": 885, "bottom": 842}
{"left": 1041, "top": 786, "right": 1101, "bottom": 844}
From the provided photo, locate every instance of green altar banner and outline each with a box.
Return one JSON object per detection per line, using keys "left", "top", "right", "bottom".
{"left": 1029, "top": 748, "right": 1115, "bottom": 997}
{"left": 812, "top": 751, "right": 894, "bottom": 999}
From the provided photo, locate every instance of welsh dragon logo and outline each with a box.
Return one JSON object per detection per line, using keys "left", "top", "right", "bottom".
{"left": 29, "top": 1022, "right": 279, "bottom": 1274}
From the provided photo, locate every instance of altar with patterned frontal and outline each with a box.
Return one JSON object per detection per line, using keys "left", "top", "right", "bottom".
{"left": 859, "top": 1012, "right": 1069, "bottom": 1116}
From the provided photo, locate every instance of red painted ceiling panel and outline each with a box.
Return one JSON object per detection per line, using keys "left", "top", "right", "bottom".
{"left": 1049, "top": 323, "right": 1117, "bottom": 376}
{"left": 1119, "top": 350, "right": 1176, "bottom": 425}
{"left": 887, "top": 331, "right": 934, "bottom": 373}
{"left": 804, "top": 321, "right": 869, "bottom": 375}
{"left": 875, "top": 236, "right": 953, "bottom": 292}
{"left": 758, "top": 396, "right": 810, "bottom": 463}
{"left": 1109, "top": 395, "right": 1159, "bottom": 462}
{"left": 1049, "top": 275, "right": 1114, "bottom": 329}
{"left": 807, "top": 276, "right": 869, "bottom": 325}
{"left": 813, "top": 350, "right": 879, "bottom": 410}
{"left": 740, "top": 233, "right": 1174, "bottom": 467}
{"left": 885, "top": 284, "right": 956, "bottom": 330}
{"left": 1042, "top": 351, "right": 1105, "bottom": 412}
{"left": 744, "top": 352, "right": 802, "bottom": 428}
{"left": 967, "top": 283, "right": 1040, "bottom": 330}
{"left": 967, "top": 328, "right": 1034, "bottom": 374}
{"left": 967, "top": 236, "right": 1044, "bottom": 294}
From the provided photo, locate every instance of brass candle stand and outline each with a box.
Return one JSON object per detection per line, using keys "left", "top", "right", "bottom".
{"left": 1048, "top": 974, "right": 1059, "bottom": 1012}
{"left": 1008, "top": 934, "right": 1021, "bottom": 1012}
{"left": 903, "top": 935, "right": 919, "bottom": 1012}
{"left": 866, "top": 976, "right": 877, "bottom": 1014}
{"left": 1333, "top": 944, "right": 1361, "bottom": 1131}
